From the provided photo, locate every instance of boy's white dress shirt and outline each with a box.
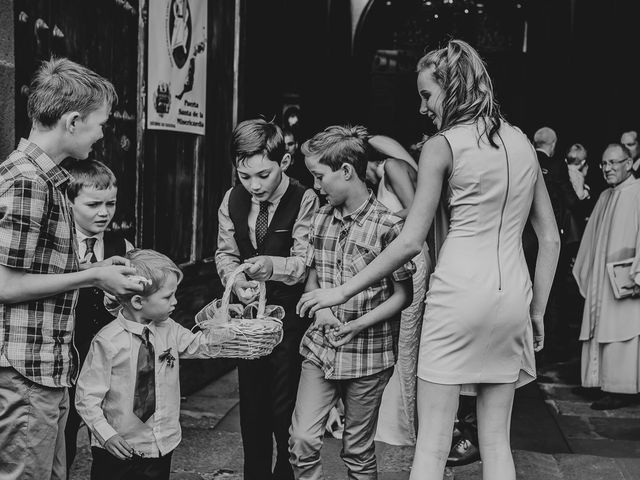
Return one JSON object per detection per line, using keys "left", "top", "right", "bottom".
{"left": 75, "top": 313, "right": 218, "bottom": 457}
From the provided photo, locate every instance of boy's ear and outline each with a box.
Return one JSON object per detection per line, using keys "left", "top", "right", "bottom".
{"left": 130, "top": 295, "right": 144, "bottom": 311}
{"left": 341, "top": 163, "right": 354, "bottom": 180}
{"left": 64, "top": 111, "right": 82, "bottom": 133}
{"left": 280, "top": 153, "right": 292, "bottom": 171}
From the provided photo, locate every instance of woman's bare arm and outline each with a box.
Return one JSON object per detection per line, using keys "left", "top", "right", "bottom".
{"left": 529, "top": 166, "right": 561, "bottom": 318}
{"left": 297, "top": 135, "right": 452, "bottom": 317}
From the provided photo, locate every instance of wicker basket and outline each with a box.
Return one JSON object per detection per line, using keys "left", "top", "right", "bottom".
{"left": 195, "top": 264, "right": 284, "bottom": 359}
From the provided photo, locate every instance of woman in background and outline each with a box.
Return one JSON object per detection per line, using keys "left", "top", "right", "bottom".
{"left": 366, "top": 135, "right": 431, "bottom": 446}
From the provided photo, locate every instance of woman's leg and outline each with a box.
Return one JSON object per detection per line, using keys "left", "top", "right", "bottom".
{"left": 409, "top": 379, "right": 460, "bottom": 480}
{"left": 476, "top": 382, "right": 516, "bottom": 480}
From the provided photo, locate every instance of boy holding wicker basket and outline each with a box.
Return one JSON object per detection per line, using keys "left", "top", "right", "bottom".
{"left": 215, "top": 118, "right": 319, "bottom": 480}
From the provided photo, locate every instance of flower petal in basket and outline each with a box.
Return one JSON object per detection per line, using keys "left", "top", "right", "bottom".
{"left": 195, "top": 299, "right": 246, "bottom": 327}
{"left": 242, "top": 303, "right": 285, "bottom": 321}
{"left": 227, "top": 304, "right": 245, "bottom": 319}
{"left": 263, "top": 305, "right": 285, "bottom": 321}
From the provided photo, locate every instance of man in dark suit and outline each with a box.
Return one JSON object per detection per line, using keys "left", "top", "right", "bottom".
{"left": 531, "top": 127, "right": 580, "bottom": 363}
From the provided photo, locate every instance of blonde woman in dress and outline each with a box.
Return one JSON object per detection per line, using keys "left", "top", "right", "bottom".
{"left": 298, "top": 39, "right": 560, "bottom": 480}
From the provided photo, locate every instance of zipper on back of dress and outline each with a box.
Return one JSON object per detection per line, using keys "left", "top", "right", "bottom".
{"left": 497, "top": 133, "right": 510, "bottom": 292}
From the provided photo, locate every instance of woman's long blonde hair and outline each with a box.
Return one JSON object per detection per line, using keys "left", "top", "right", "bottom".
{"left": 417, "top": 39, "right": 503, "bottom": 147}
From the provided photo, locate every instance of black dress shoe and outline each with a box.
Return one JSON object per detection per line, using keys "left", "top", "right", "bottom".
{"left": 446, "top": 437, "right": 480, "bottom": 467}
{"left": 571, "top": 386, "right": 605, "bottom": 400}
{"left": 591, "top": 393, "right": 638, "bottom": 410}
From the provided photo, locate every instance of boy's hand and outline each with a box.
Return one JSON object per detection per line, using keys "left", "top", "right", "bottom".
{"left": 328, "top": 321, "right": 363, "bottom": 348}
{"left": 93, "top": 266, "right": 145, "bottom": 297}
{"left": 312, "top": 308, "right": 342, "bottom": 333}
{"left": 244, "top": 256, "right": 273, "bottom": 281}
{"left": 101, "top": 255, "right": 131, "bottom": 267}
{"left": 297, "top": 286, "right": 348, "bottom": 318}
{"left": 232, "top": 277, "right": 260, "bottom": 305}
{"left": 79, "top": 255, "right": 131, "bottom": 270}
{"left": 104, "top": 434, "right": 134, "bottom": 460}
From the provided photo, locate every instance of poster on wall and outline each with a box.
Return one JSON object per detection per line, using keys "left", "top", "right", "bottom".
{"left": 147, "top": 0, "right": 207, "bottom": 135}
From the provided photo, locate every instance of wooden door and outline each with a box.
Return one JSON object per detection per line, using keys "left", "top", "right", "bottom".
{"left": 14, "top": 0, "right": 139, "bottom": 242}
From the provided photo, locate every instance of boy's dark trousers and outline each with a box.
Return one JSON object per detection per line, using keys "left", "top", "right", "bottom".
{"left": 66, "top": 232, "right": 127, "bottom": 474}
{"left": 90, "top": 447, "right": 172, "bottom": 480}
{"left": 238, "top": 310, "right": 307, "bottom": 480}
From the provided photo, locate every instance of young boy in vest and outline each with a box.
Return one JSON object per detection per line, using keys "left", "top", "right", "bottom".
{"left": 289, "top": 125, "right": 414, "bottom": 479}
{"left": 0, "top": 58, "right": 142, "bottom": 479}
{"left": 76, "top": 249, "right": 223, "bottom": 480}
{"left": 64, "top": 159, "right": 135, "bottom": 472}
{"left": 215, "top": 118, "right": 319, "bottom": 480}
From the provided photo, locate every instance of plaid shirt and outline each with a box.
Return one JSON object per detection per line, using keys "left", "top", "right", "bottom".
{"left": 0, "top": 139, "right": 79, "bottom": 387}
{"left": 300, "top": 193, "right": 415, "bottom": 379}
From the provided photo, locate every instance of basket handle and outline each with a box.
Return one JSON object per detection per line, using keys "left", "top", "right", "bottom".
{"left": 221, "top": 264, "right": 267, "bottom": 320}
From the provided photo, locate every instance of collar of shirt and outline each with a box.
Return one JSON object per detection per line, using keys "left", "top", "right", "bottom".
{"left": 251, "top": 173, "right": 290, "bottom": 209}
{"left": 614, "top": 174, "right": 640, "bottom": 191}
{"left": 77, "top": 230, "right": 104, "bottom": 245}
{"left": 117, "top": 312, "right": 153, "bottom": 338}
{"left": 17, "top": 138, "right": 73, "bottom": 188}
{"left": 331, "top": 191, "right": 375, "bottom": 227}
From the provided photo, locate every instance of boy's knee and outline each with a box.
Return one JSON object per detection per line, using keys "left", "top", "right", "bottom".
{"left": 288, "top": 428, "right": 321, "bottom": 465}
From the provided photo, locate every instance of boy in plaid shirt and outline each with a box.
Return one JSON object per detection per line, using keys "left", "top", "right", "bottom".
{"left": 288, "top": 125, "right": 414, "bottom": 479}
{"left": 0, "top": 58, "right": 142, "bottom": 479}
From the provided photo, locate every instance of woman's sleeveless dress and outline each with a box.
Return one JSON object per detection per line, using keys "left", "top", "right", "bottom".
{"left": 418, "top": 122, "right": 538, "bottom": 395}
{"left": 374, "top": 161, "right": 431, "bottom": 445}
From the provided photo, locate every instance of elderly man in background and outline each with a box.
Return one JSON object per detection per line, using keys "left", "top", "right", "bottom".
{"left": 620, "top": 130, "right": 640, "bottom": 177}
{"left": 573, "top": 143, "right": 640, "bottom": 410}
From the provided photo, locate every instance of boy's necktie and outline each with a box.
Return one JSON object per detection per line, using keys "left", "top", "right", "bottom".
{"left": 133, "top": 327, "right": 156, "bottom": 423}
{"left": 84, "top": 237, "right": 98, "bottom": 263}
{"left": 255, "top": 201, "right": 270, "bottom": 249}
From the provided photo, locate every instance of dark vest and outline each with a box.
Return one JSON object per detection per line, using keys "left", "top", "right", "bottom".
{"left": 74, "top": 231, "right": 128, "bottom": 362}
{"left": 228, "top": 179, "right": 307, "bottom": 308}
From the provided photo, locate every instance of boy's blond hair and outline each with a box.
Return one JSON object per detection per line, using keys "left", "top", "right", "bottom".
{"left": 27, "top": 57, "right": 118, "bottom": 127}
{"left": 301, "top": 125, "right": 370, "bottom": 181}
{"left": 118, "top": 249, "right": 183, "bottom": 302}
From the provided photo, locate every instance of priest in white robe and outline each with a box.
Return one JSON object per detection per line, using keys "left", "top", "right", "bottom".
{"left": 573, "top": 143, "right": 640, "bottom": 410}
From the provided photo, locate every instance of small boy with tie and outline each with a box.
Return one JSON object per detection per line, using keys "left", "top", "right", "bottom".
{"left": 75, "top": 249, "right": 222, "bottom": 480}
{"left": 63, "top": 159, "right": 135, "bottom": 472}
{"left": 215, "top": 118, "right": 318, "bottom": 480}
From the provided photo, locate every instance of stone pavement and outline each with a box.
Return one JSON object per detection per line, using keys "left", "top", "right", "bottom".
{"left": 70, "top": 362, "right": 640, "bottom": 480}
{"left": 537, "top": 357, "right": 640, "bottom": 470}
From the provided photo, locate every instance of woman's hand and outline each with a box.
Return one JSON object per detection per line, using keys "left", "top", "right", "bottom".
{"left": 531, "top": 314, "right": 544, "bottom": 352}
{"left": 297, "top": 286, "right": 348, "bottom": 318}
